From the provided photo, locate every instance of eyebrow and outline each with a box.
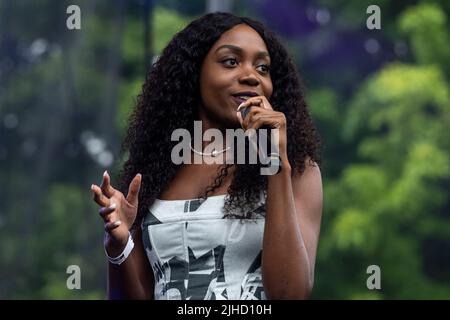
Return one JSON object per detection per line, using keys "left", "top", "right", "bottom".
{"left": 214, "top": 44, "right": 270, "bottom": 59}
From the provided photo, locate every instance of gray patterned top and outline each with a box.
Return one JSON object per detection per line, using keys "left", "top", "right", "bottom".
{"left": 141, "top": 193, "right": 266, "bottom": 300}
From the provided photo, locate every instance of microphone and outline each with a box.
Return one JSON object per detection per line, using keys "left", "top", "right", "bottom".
{"left": 239, "top": 106, "right": 281, "bottom": 175}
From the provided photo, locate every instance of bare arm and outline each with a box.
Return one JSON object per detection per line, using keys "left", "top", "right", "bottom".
{"left": 92, "top": 171, "right": 155, "bottom": 300}
{"left": 107, "top": 227, "right": 154, "bottom": 300}
{"left": 236, "top": 96, "right": 323, "bottom": 299}
{"left": 262, "top": 158, "right": 323, "bottom": 299}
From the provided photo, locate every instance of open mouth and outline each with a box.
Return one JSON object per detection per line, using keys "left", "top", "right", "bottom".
{"left": 232, "top": 95, "right": 250, "bottom": 106}
{"left": 231, "top": 92, "right": 259, "bottom": 108}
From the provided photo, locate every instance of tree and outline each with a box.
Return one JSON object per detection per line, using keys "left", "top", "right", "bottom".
{"left": 313, "top": 2, "right": 450, "bottom": 299}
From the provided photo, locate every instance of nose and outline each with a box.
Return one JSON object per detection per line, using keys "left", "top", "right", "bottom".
{"left": 238, "top": 66, "right": 260, "bottom": 87}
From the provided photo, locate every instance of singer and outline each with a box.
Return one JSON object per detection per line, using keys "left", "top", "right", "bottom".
{"left": 91, "top": 12, "right": 323, "bottom": 300}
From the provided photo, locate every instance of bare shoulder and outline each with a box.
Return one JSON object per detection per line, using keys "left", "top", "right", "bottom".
{"left": 292, "top": 157, "right": 322, "bottom": 188}
{"left": 291, "top": 157, "right": 323, "bottom": 217}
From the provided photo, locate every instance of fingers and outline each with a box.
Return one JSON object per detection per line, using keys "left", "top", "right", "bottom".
{"left": 236, "top": 110, "right": 244, "bottom": 128}
{"left": 238, "top": 98, "right": 263, "bottom": 112}
{"left": 238, "top": 96, "right": 273, "bottom": 110}
{"left": 242, "top": 107, "right": 265, "bottom": 131}
{"left": 92, "top": 172, "right": 123, "bottom": 234}
{"left": 242, "top": 106, "right": 285, "bottom": 131}
{"left": 91, "top": 184, "right": 110, "bottom": 207}
{"left": 98, "top": 203, "right": 117, "bottom": 222}
{"left": 104, "top": 220, "right": 122, "bottom": 233}
{"left": 100, "top": 171, "right": 116, "bottom": 198}
{"left": 126, "top": 173, "right": 142, "bottom": 207}
{"left": 238, "top": 96, "right": 270, "bottom": 130}
{"left": 247, "top": 114, "right": 277, "bottom": 131}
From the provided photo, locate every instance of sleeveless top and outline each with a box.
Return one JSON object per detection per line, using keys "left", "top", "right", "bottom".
{"left": 141, "top": 193, "right": 267, "bottom": 300}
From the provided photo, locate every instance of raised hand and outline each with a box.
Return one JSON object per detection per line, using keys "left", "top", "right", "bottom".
{"left": 91, "top": 171, "right": 142, "bottom": 255}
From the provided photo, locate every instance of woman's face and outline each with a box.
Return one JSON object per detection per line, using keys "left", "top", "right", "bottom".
{"left": 199, "top": 23, "right": 273, "bottom": 128}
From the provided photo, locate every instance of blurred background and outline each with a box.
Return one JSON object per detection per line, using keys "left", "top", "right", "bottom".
{"left": 0, "top": 0, "right": 449, "bottom": 299}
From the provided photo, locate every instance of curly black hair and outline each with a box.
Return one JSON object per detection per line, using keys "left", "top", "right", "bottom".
{"left": 118, "top": 12, "right": 320, "bottom": 224}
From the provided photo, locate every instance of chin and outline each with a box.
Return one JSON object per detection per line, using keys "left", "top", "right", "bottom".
{"left": 229, "top": 119, "right": 243, "bottom": 130}
{"left": 225, "top": 110, "right": 241, "bottom": 128}
{"left": 217, "top": 114, "right": 239, "bottom": 130}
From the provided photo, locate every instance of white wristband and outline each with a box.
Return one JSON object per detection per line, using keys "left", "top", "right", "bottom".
{"left": 105, "top": 232, "right": 134, "bottom": 265}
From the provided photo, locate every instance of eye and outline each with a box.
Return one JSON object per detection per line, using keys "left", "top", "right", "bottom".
{"left": 257, "top": 64, "right": 270, "bottom": 74}
{"left": 222, "top": 58, "right": 238, "bottom": 67}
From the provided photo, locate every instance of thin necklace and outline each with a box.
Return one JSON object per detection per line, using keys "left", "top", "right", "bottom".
{"left": 190, "top": 140, "right": 230, "bottom": 157}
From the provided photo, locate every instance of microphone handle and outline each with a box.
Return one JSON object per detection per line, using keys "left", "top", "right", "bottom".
{"left": 240, "top": 106, "right": 282, "bottom": 174}
{"left": 258, "top": 126, "right": 282, "bottom": 174}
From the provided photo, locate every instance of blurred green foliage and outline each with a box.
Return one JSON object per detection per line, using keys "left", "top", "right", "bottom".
{"left": 313, "top": 1, "right": 450, "bottom": 299}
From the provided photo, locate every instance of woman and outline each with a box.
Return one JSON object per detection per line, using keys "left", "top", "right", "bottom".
{"left": 91, "top": 12, "right": 322, "bottom": 300}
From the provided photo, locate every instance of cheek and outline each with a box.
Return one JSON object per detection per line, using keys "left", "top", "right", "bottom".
{"left": 264, "top": 80, "right": 273, "bottom": 99}
{"left": 209, "top": 69, "right": 231, "bottom": 89}
{"left": 203, "top": 72, "right": 231, "bottom": 101}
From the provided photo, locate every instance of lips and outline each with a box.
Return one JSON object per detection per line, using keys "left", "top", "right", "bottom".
{"left": 231, "top": 91, "right": 260, "bottom": 108}
{"left": 232, "top": 96, "right": 247, "bottom": 106}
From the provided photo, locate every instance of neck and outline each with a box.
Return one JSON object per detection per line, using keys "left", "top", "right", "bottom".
{"left": 197, "top": 108, "right": 227, "bottom": 149}
{"left": 190, "top": 108, "right": 232, "bottom": 164}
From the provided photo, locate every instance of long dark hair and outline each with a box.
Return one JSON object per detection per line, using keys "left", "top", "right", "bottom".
{"left": 118, "top": 12, "right": 320, "bottom": 224}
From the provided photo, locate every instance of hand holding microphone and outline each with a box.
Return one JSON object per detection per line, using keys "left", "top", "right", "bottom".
{"left": 236, "top": 96, "right": 287, "bottom": 175}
